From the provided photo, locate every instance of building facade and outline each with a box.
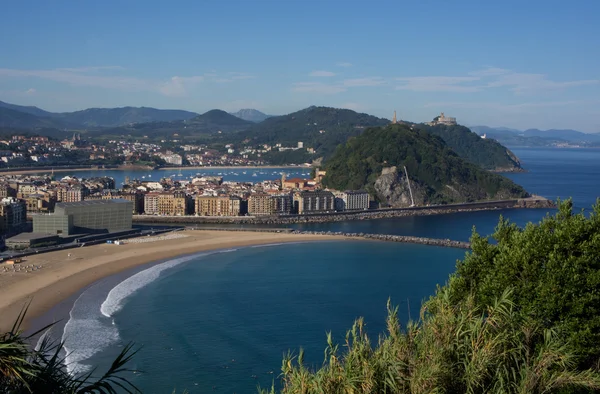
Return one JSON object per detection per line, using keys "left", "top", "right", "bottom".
{"left": 33, "top": 199, "right": 133, "bottom": 235}
{"left": 196, "top": 196, "right": 240, "bottom": 216}
{"left": 0, "top": 197, "right": 27, "bottom": 234}
{"left": 341, "top": 190, "right": 370, "bottom": 211}
{"left": 247, "top": 193, "right": 273, "bottom": 216}
{"left": 293, "top": 191, "right": 335, "bottom": 214}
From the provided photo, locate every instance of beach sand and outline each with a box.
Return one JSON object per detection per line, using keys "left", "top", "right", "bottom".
{"left": 0, "top": 230, "right": 343, "bottom": 332}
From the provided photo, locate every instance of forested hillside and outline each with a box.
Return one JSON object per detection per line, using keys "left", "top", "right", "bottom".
{"left": 323, "top": 124, "right": 527, "bottom": 205}
{"left": 417, "top": 124, "right": 522, "bottom": 171}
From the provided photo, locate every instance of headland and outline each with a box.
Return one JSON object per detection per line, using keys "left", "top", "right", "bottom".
{"left": 0, "top": 230, "right": 344, "bottom": 332}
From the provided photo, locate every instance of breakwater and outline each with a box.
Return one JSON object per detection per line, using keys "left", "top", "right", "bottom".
{"left": 185, "top": 227, "right": 471, "bottom": 249}
{"left": 134, "top": 198, "right": 554, "bottom": 225}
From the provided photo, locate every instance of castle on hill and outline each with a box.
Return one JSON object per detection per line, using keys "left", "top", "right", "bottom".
{"left": 426, "top": 112, "right": 457, "bottom": 126}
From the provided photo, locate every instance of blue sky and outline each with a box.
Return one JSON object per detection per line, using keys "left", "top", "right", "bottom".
{"left": 1, "top": 0, "right": 599, "bottom": 131}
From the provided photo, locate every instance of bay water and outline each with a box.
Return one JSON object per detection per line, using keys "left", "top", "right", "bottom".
{"left": 56, "top": 148, "right": 599, "bottom": 393}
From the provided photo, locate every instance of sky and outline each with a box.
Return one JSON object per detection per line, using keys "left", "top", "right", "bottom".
{"left": 1, "top": 0, "right": 599, "bottom": 132}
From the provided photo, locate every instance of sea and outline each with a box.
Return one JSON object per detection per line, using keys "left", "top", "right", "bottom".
{"left": 37, "top": 148, "right": 599, "bottom": 393}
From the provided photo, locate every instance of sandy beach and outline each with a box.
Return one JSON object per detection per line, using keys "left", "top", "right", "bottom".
{"left": 0, "top": 230, "right": 343, "bottom": 332}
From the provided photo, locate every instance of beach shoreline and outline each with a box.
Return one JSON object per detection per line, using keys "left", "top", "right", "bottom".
{"left": 0, "top": 230, "right": 343, "bottom": 332}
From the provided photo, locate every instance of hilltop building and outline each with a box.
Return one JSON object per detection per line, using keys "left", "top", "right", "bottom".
{"left": 426, "top": 112, "right": 457, "bottom": 126}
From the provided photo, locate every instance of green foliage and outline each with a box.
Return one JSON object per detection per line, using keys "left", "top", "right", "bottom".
{"left": 0, "top": 305, "right": 140, "bottom": 394}
{"left": 265, "top": 289, "right": 600, "bottom": 394}
{"left": 239, "top": 106, "right": 389, "bottom": 159}
{"left": 322, "top": 124, "right": 527, "bottom": 202}
{"left": 262, "top": 149, "right": 312, "bottom": 165}
{"left": 448, "top": 199, "right": 600, "bottom": 369}
{"left": 417, "top": 124, "right": 522, "bottom": 170}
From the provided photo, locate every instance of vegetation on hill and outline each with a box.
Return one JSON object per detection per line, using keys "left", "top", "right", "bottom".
{"left": 416, "top": 124, "right": 522, "bottom": 171}
{"left": 264, "top": 201, "right": 600, "bottom": 393}
{"left": 323, "top": 124, "right": 527, "bottom": 204}
{"left": 238, "top": 106, "right": 389, "bottom": 159}
{"left": 0, "top": 100, "right": 54, "bottom": 118}
{"left": 54, "top": 106, "right": 198, "bottom": 127}
{"left": 0, "top": 108, "right": 70, "bottom": 129}
{"left": 184, "top": 109, "right": 253, "bottom": 132}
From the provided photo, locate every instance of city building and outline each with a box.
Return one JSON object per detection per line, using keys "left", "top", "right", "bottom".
{"left": 0, "top": 197, "right": 27, "bottom": 234}
{"left": 271, "top": 194, "right": 293, "bottom": 215}
{"left": 144, "top": 192, "right": 160, "bottom": 215}
{"left": 5, "top": 233, "right": 59, "bottom": 250}
{"left": 340, "top": 190, "right": 370, "bottom": 211}
{"left": 247, "top": 193, "right": 273, "bottom": 216}
{"left": 0, "top": 183, "right": 16, "bottom": 198}
{"left": 196, "top": 196, "right": 240, "bottom": 216}
{"left": 158, "top": 191, "right": 189, "bottom": 216}
{"left": 160, "top": 153, "right": 183, "bottom": 165}
{"left": 33, "top": 199, "right": 133, "bottom": 236}
{"left": 293, "top": 190, "right": 335, "bottom": 214}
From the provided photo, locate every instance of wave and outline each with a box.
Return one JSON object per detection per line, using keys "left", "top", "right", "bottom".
{"left": 100, "top": 253, "right": 205, "bottom": 318}
{"left": 62, "top": 243, "right": 295, "bottom": 375}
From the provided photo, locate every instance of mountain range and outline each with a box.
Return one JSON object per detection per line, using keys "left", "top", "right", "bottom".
{"left": 229, "top": 109, "right": 271, "bottom": 123}
{"left": 470, "top": 125, "right": 600, "bottom": 146}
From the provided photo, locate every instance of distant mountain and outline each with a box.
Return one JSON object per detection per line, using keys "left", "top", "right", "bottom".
{"left": 416, "top": 124, "right": 522, "bottom": 171}
{"left": 523, "top": 128, "right": 600, "bottom": 143}
{"left": 0, "top": 100, "right": 54, "bottom": 118}
{"left": 469, "top": 125, "right": 600, "bottom": 147}
{"left": 230, "top": 109, "right": 271, "bottom": 123}
{"left": 184, "top": 109, "right": 254, "bottom": 133}
{"left": 0, "top": 100, "right": 199, "bottom": 128}
{"left": 322, "top": 124, "right": 528, "bottom": 207}
{"left": 55, "top": 106, "right": 199, "bottom": 127}
{"left": 0, "top": 107, "right": 70, "bottom": 129}
{"left": 240, "top": 106, "right": 390, "bottom": 159}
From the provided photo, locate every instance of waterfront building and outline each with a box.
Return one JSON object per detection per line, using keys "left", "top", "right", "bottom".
{"left": 144, "top": 192, "right": 160, "bottom": 215}
{"left": 86, "top": 189, "right": 145, "bottom": 214}
{"left": 248, "top": 193, "right": 273, "bottom": 216}
{"left": 272, "top": 193, "right": 293, "bottom": 214}
{"left": 293, "top": 190, "right": 335, "bottom": 214}
{"left": 33, "top": 199, "right": 133, "bottom": 235}
{"left": 196, "top": 195, "right": 240, "bottom": 216}
{"left": 0, "top": 197, "right": 27, "bottom": 234}
{"left": 158, "top": 191, "right": 189, "bottom": 216}
{"left": 341, "top": 190, "right": 370, "bottom": 211}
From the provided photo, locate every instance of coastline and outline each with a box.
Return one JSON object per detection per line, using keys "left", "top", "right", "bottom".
{"left": 0, "top": 230, "right": 343, "bottom": 332}
{"left": 0, "top": 164, "right": 307, "bottom": 176}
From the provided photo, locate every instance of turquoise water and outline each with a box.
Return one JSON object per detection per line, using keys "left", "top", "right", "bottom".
{"left": 60, "top": 148, "right": 599, "bottom": 393}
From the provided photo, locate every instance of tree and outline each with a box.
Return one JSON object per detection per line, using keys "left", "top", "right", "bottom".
{"left": 448, "top": 199, "right": 600, "bottom": 369}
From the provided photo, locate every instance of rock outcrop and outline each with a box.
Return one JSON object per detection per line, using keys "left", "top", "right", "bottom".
{"left": 374, "top": 166, "right": 428, "bottom": 207}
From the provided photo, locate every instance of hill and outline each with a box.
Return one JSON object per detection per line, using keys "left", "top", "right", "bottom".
{"left": 240, "top": 106, "right": 389, "bottom": 159}
{"left": 0, "top": 100, "right": 199, "bottom": 128}
{"left": 183, "top": 109, "right": 254, "bottom": 132}
{"left": 416, "top": 124, "right": 522, "bottom": 171}
{"left": 0, "top": 107, "right": 70, "bottom": 129}
{"left": 54, "top": 106, "right": 198, "bottom": 127}
{"left": 322, "top": 124, "right": 528, "bottom": 206}
{"left": 0, "top": 100, "right": 54, "bottom": 118}
{"left": 470, "top": 125, "right": 600, "bottom": 147}
{"left": 230, "top": 109, "right": 271, "bottom": 122}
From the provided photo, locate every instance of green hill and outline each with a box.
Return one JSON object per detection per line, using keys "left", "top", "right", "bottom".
{"left": 0, "top": 107, "right": 70, "bottom": 129}
{"left": 239, "top": 106, "right": 389, "bottom": 159}
{"left": 323, "top": 124, "right": 528, "bottom": 206}
{"left": 416, "top": 124, "right": 522, "bottom": 171}
{"left": 56, "top": 106, "right": 198, "bottom": 127}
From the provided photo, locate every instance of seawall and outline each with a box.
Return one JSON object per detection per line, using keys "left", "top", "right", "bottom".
{"left": 133, "top": 198, "right": 555, "bottom": 225}
{"left": 184, "top": 227, "right": 471, "bottom": 249}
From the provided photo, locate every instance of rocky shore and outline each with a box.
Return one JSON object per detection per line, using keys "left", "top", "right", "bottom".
{"left": 134, "top": 198, "right": 555, "bottom": 225}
